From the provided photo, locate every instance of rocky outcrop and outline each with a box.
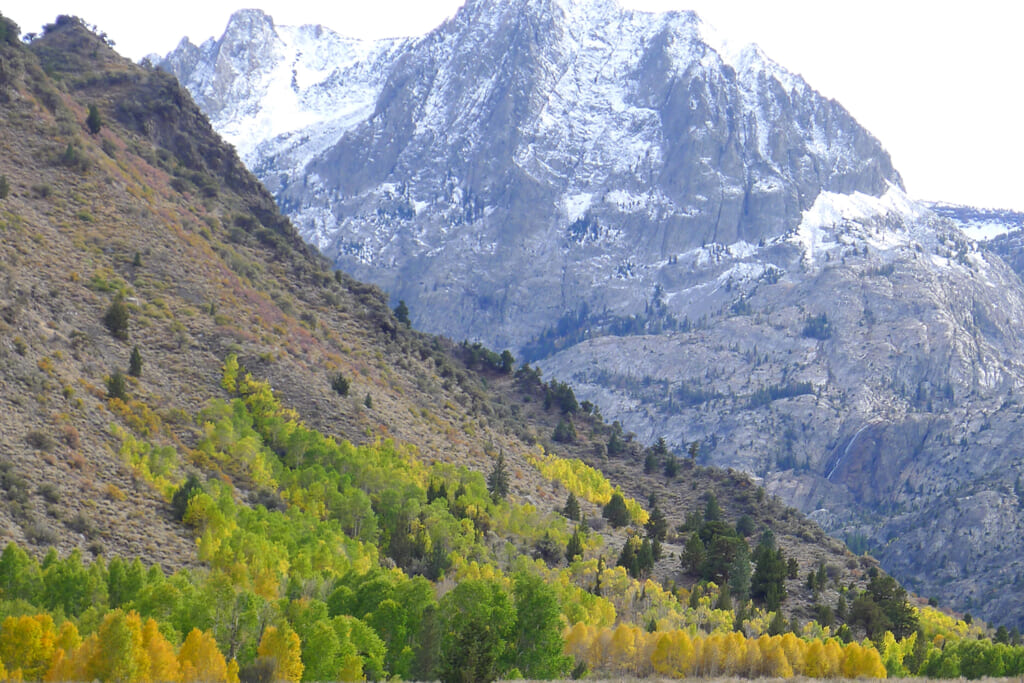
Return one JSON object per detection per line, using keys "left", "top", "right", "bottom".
{"left": 160, "top": 0, "right": 900, "bottom": 350}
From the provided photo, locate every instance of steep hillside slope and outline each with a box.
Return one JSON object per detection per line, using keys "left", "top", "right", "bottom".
{"left": 158, "top": 0, "right": 1024, "bottom": 628}
{"left": 0, "top": 11, "right": 899, "bottom": 631}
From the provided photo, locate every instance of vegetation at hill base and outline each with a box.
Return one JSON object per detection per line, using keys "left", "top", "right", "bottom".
{"left": 0, "top": 356, "right": 1020, "bottom": 681}
{"left": 0, "top": 10, "right": 1020, "bottom": 682}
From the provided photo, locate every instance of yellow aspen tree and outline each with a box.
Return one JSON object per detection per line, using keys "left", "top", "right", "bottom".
{"left": 822, "top": 638, "right": 844, "bottom": 677}
{"left": 563, "top": 622, "right": 592, "bottom": 665}
{"left": 759, "top": 635, "right": 793, "bottom": 677}
{"left": 0, "top": 614, "right": 57, "bottom": 680}
{"left": 53, "top": 622, "right": 80, "bottom": 655}
{"left": 633, "top": 629, "right": 657, "bottom": 677}
{"left": 840, "top": 641, "right": 862, "bottom": 678}
{"left": 48, "top": 633, "right": 98, "bottom": 682}
{"left": 179, "top": 628, "right": 228, "bottom": 683}
{"left": 226, "top": 658, "right": 239, "bottom": 683}
{"left": 702, "top": 632, "right": 724, "bottom": 676}
{"left": 650, "top": 633, "right": 676, "bottom": 676}
{"left": 655, "top": 630, "right": 695, "bottom": 677}
{"left": 45, "top": 649, "right": 72, "bottom": 683}
{"left": 256, "top": 626, "right": 303, "bottom": 683}
{"left": 780, "top": 631, "right": 805, "bottom": 675}
{"left": 589, "top": 626, "right": 614, "bottom": 673}
{"left": 723, "top": 630, "right": 748, "bottom": 676}
{"left": 678, "top": 630, "right": 698, "bottom": 676}
{"left": 841, "top": 641, "right": 886, "bottom": 678}
{"left": 45, "top": 622, "right": 83, "bottom": 683}
{"left": 862, "top": 643, "right": 887, "bottom": 678}
{"left": 141, "top": 618, "right": 179, "bottom": 683}
{"left": 89, "top": 610, "right": 150, "bottom": 683}
{"left": 804, "top": 638, "right": 827, "bottom": 677}
{"left": 608, "top": 623, "right": 637, "bottom": 675}
{"left": 739, "top": 632, "right": 762, "bottom": 677}
{"left": 691, "top": 633, "right": 706, "bottom": 676}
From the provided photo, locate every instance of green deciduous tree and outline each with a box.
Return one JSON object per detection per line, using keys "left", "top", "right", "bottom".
{"left": 437, "top": 579, "right": 516, "bottom": 683}
{"left": 512, "top": 572, "right": 571, "bottom": 679}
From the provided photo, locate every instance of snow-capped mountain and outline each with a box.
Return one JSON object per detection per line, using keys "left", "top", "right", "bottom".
{"left": 161, "top": 0, "right": 1024, "bottom": 628}
{"left": 929, "top": 201, "right": 1024, "bottom": 243}
{"left": 160, "top": 9, "right": 409, "bottom": 177}
{"left": 162, "top": 0, "right": 899, "bottom": 348}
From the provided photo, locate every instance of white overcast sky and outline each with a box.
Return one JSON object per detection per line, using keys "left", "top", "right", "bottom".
{"left": 6, "top": 1, "right": 1023, "bottom": 211}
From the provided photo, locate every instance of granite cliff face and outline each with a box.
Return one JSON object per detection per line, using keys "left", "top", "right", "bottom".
{"left": 161, "top": 0, "right": 900, "bottom": 349}
{"left": 161, "top": 0, "right": 1024, "bottom": 626}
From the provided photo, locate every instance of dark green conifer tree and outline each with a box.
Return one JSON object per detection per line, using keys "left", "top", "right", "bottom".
{"left": 128, "top": 346, "right": 142, "bottom": 377}
{"left": 562, "top": 492, "right": 580, "bottom": 521}
{"left": 487, "top": 453, "right": 510, "bottom": 501}
{"left": 86, "top": 103, "right": 102, "bottom": 134}
{"left": 601, "top": 492, "right": 629, "bottom": 528}
{"left": 565, "top": 529, "right": 584, "bottom": 563}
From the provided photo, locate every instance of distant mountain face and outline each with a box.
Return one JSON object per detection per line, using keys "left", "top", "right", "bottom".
{"left": 161, "top": 0, "right": 1024, "bottom": 627}
{"left": 160, "top": 0, "right": 900, "bottom": 349}
{"left": 931, "top": 202, "right": 1024, "bottom": 281}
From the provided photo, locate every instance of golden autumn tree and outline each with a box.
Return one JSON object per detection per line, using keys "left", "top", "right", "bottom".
{"left": 141, "top": 618, "right": 179, "bottom": 683}
{"left": 780, "top": 632, "right": 806, "bottom": 675}
{"left": 841, "top": 640, "right": 887, "bottom": 678}
{"left": 44, "top": 621, "right": 83, "bottom": 683}
{"left": 49, "top": 614, "right": 188, "bottom": 683}
{"left": 650, "top": 630, "right": 694, "bottom": 677}
{"left": 47, "top": 636, "right": 94, "bottom": 682}
{"left": 179, "top": 628, "right": 228, "bottom": 683}
{"left": 563, "top": 622, "right": 595, "bottom": 666}
{"left": 822, "top": 638, "right": 844, "bottom": 677}
{"left": 0, "top": 614, "right": 57, "bottom": 680}
{"left": 257, "top": 626, "right": 303, "bottom": 683}
{"left": 757, "top": 634, "right": 793, "bottom": 677}
{"left": 90, "top": 610, "right": 150, "bottom": 683}
{"left": 804, "top": 638, "right": 828, "bottom": 677}
{"left": 226, "top": 658, "right": 240, "bottom": 683}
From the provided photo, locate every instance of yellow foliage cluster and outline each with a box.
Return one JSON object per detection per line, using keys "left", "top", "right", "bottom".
{"left": 112, "top": 425, "right": 179, "bottom": 500}
{"left": 916, "top": 604, "right": 985, "bottom": 642}
{"left": 525, "top": 447, "right": 648, "bottom": 524}
{"left": 0, "top": 610, "right": 250, "bottom": 683}
{"left": 256, "top": 626, "right": 303, "bottom": 683}
{"left": 564, "top": 622, "right": 887, "bottom": 679}
{"left": 108, "top": 398, "right": 164, "bottom": 438}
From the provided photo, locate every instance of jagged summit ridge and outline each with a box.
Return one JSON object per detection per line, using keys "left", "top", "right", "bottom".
{"left": 163, "top": 8, "right": 409, "bottom": 167}
{"left": 159, "top": 0, "right": 900, "bottom": 349}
